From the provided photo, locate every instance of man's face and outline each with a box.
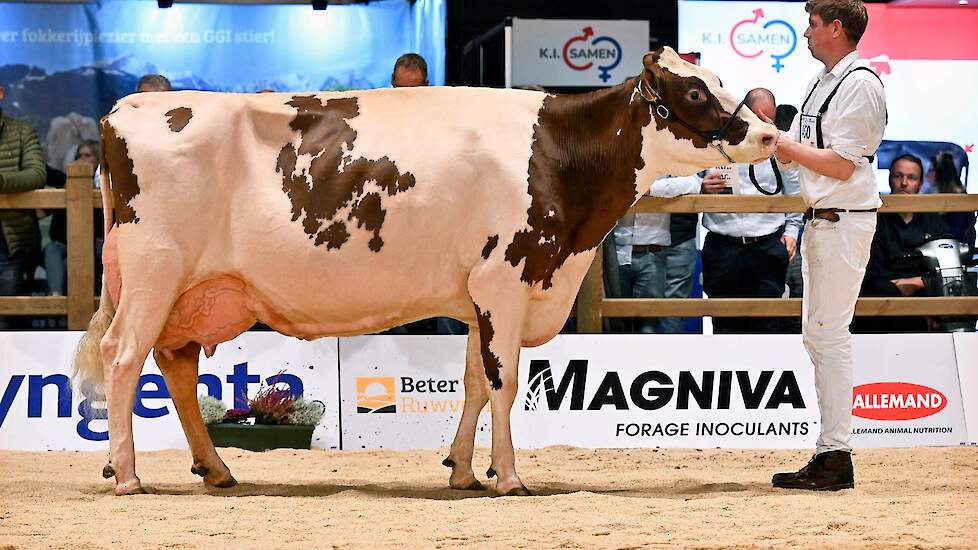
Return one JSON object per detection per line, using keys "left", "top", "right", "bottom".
{"left": 804, "top": 13, "right": 835, "bottom": 63}
{"left": 392, "top": 67, "right": 426, "bottom": 88}
{"left": 0, "top": 83, "right": 5, "bottom": 102}
{"left": 889, "top": 159, "right": 923, "bottom": 195}
{"left": 76, "top": 146, "right": 97, "bottom": 167}
{"left": 137, "top": 84, "right": 168, "bottom": 93}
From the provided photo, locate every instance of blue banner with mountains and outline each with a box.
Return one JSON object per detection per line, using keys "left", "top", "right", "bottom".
{"left": 0, "top": 0, "right": 444, "bottom": 161}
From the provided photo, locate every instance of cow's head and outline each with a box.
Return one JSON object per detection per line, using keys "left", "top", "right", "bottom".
{"left": 636, "top": 47, "right": 777, "bottom": 173}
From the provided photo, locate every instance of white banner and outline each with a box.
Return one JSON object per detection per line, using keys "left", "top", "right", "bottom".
{"left": 339, "top": 336, "right": 490, "bottom": 451}
{"left": 3, "top": 333, "right": 971, "bottom": 450}
{"left": 953, "top": 333, "right": 978, "bottom": 444}
{"left": 509, "top": 18, "right": 649, "bottom": 88}
{"left": 850, "top": 334, "right": 967, "bottom": 447}
{"left": 0, "top": 332, "right": 340, "bottom": 451}
{"left": 514, "top": 335, "right": 818, "bottom": 448}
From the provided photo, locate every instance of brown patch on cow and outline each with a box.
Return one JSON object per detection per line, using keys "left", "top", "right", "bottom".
{"left": 100, "top": 118, "right": 141, "bottom": 225}
{"left": 164, "top": 107, "right": 193, "bottom": 132}
{"left": 474, "top": 304, "right": 503, "bottom": 390}
{"left": 276, "top": 95, "right": 416, "bottom": 252}
{"left": 481, "top": 235, "right": 499, "bottom": 259}
{"left": 504, "top": 80, "right": 652, "bottom": 289}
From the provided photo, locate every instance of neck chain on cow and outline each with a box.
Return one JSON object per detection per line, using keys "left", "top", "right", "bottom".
{"left": 636, "top": 78, "right": 747, "bottom": 164}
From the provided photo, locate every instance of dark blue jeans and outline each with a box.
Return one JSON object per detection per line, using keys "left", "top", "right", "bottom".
{"left": 0, "top": 236, "right": 29, "bottom": 330}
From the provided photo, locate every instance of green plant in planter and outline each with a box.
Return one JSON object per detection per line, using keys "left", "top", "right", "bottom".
{"left": 200, "top": 375, "right": 325, "bottom": 451}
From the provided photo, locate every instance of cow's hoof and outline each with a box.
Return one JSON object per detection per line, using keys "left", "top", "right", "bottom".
{"left": 114, "top": 479, "right": 146, "bottom": 496}
{"left": 204, "top": 472, "right": 238, "bottom": 489}
{"left": 495, "top": 484, "right": 533, "bottom": 497}
{"left": 449, "top": 476, "right": 485, "bottom": 491}
{"left": 101, "top": 464, "right": 115, "bottom": 479}
{"left": 190, "top": 463, "right": 209, "bottom": 477}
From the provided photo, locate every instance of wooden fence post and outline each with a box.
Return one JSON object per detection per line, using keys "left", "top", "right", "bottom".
{"left": 65, "top": 162, "right": 95, "bottom": 330}
{"left": 576, "top": 249, "right": 605, "bottom": 333}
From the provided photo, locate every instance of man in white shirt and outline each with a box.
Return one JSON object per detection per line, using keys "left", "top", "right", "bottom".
{"left": 613, "top": 174, "right": 702, "bottom": 333}
{"left": 772, "top": 0, "right": 886, "bottom": 491}
{"left": 700, "top": 88, "right": 802, "bottom": 334}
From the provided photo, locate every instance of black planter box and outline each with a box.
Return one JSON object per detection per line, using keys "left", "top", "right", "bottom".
{"left": 206, "top": 423, "right": 315, "bottom": 452}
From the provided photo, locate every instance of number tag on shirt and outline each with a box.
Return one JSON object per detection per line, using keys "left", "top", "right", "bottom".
{"left": 799, "top": 114, "right": 818, "bottom": 148}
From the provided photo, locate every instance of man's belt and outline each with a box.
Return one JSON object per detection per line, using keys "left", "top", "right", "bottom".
{"left": 710, "top": 230, "right": 782, "bottom": 246}
{"left": 804, "top": 207, "right": 878, "bottom": 222}
{"left": 632, "top": 244, "right": 665, "bottom": 254}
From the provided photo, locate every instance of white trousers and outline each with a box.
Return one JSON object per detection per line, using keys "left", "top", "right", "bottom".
{"left": 801, "top": 212, "right": 876, "bottom": 453}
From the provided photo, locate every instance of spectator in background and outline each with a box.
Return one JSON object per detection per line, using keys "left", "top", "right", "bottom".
{"left": 613, "top": 174, "right": 701, "bottom": 333}
{"left": 854, "top": 154, "right": 949, "bottom": 333}
{"left": 776, "top": 104, "right": 804, "bottom": 333}
{"left": 136, "top": 74, "right": 172, "bottom": 93}
{"left": 44, "top": 140, "right": 103, "bottom": 297}
{"left": 700, "top": 89, "right": 802, "bottom": 333}
{"left": 931, "top": 151, "right": 975, "bottom": 248}
{"left": 391, "top": 54, "right": 428, "bottom": 88}
{"left": 0, "top": 83, "right": 47, "bottom": 328}
{"left": 660, "top": 202, "right": 697, "bottom": 333}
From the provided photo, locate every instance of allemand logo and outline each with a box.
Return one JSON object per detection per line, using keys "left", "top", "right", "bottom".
{"left": 356, "top": 377, "right": 396, "bottom": 414}
{"left": 851, "top": 382, "right": 947, "bottom": 421}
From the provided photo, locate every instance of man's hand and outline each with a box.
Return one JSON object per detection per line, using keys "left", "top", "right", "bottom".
{"left": 781, "top": 235, "right": 797, "bottom": 263}
{"left": 701, "top": 172, "right": 727, "bottom": 194}
{"left": 775, "top": 131, "right": 796, "bottom": 164}
{"left": 891, "top": 276, "right": 925, "bottom": 297}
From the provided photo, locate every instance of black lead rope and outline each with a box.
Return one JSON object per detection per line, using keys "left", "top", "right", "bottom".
{"left": 747, "top": 157, "right": 783, "bottom": 196}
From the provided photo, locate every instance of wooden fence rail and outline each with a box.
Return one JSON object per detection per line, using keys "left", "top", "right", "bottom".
{"left": 0, "top": 162, "right": 98, "bottom": 329}
{"left": 1, "top": 169, "right": 976, "bottom": 333}
{"left": 576, "top": 193, "right": 978, "bottom": 333}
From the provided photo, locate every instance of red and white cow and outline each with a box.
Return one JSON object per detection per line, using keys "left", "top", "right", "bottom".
{"left": 75, "top": 47, "right": 777, "bottom": 496}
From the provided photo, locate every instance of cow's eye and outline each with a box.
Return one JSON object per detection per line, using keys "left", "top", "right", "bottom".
{"left": 688, "top": 89, "right": 702, "bottom": 102}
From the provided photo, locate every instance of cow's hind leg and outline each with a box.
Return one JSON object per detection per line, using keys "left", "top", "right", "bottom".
{"left": 155, "top": 343, "right": 236, "bottom": 488}
{"left": 102, "top": 264, "right": 186, "bottom": 495}
{"left": 443, "top": 324, "right": 490, "bottom": 490}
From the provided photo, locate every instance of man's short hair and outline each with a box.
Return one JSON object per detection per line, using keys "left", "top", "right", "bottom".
{"left": 393, "top": 53, "right": 428, "bottom": 80}
{"left": 136, "top": 74, "right": 172, "bottom": 92}
{"left": 805, "top": 0, "right": 869, "bottom": 45}
{"left": 889, "top": 153, "right": 924, "bottom": 180}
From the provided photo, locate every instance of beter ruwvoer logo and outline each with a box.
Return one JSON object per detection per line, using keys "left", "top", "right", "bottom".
{"left": 356, "top": 377, "right": 396, "bottom": 414}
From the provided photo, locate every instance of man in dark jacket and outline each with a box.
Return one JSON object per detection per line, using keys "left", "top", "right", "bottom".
{"left": 854, "top": 154, "right": 950, "bottom": 333}
{"left": 0, "top": 83, "right": 47, "bottom": 328}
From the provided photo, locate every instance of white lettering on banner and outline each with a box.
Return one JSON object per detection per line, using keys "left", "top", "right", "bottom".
{"left": 853, "top": 393, "right": 943, "bottom": 410}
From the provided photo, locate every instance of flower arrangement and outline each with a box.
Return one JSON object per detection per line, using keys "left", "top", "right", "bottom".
{"left": 199, "top": 375, "right": 325, "bottom": 427}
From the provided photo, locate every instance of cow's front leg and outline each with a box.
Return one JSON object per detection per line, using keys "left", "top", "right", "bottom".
{"left": 444, "top": 323, "right": 490, "bottom": 490}
{"left": 470, "top": 293, "right": 531, "bottom": 497}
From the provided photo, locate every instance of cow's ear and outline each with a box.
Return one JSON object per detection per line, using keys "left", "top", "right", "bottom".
{"left": 643, "top": 49, "right": 663, "bottom": 70}
{"left": 640, "top": 51, "right": 665, "bottom": 99}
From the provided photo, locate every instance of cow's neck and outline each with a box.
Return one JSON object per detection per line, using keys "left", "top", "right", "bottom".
{"left": 526, "top": 79, "right": 657, "bottom": 251}
{"left": 503, "top": 79, "right": 676, "bottom": 289}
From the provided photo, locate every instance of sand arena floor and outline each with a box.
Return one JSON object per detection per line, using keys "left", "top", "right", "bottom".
{"left": 0, "top": 446, "right": 975, "bottom": 549}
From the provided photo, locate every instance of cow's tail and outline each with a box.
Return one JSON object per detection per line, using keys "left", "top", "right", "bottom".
{"left": 72, "top": 120, "right": 117, "bottom": 391}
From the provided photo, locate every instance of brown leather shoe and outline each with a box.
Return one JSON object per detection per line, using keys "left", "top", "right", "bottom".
{"left": 772, "top": 451, "right": 854, "bottom": 491}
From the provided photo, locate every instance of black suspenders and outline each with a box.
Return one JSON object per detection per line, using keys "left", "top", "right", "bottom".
{"left": 799, "top": 66, "right": 887, "bottom": 161}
